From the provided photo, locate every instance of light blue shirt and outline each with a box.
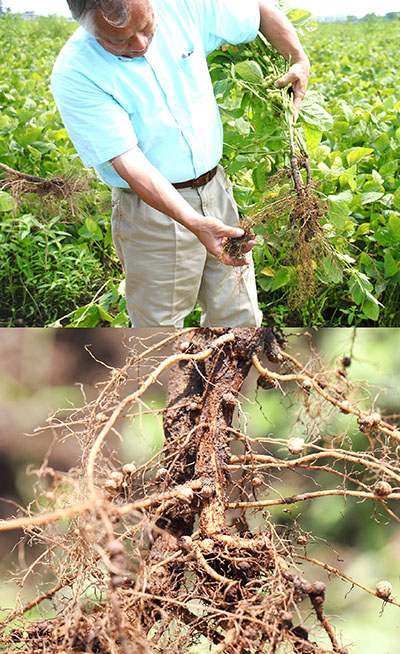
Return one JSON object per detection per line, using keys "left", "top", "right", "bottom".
{"left": 51, "top": 0, "right": 260, "bottom": 188}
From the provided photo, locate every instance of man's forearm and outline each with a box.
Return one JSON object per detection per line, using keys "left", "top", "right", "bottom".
{"left": 258, "top": 0, "right": 309, "bottom": 65}
{"left": 111, "top": 146, "right": 201, "bottom": 230}
{"left": 110, "top": 146, "right": 250, "bottom": 266}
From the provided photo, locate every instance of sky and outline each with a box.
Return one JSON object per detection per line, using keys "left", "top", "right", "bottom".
{"left": 3, "top": 0, "right": 400, "bottom": 18}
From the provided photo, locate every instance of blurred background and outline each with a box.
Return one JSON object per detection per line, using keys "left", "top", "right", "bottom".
{"left": 0, "top": 327, "right": 399, "bottom": 652}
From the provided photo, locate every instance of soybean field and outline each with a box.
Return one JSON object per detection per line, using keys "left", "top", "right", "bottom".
{"left": 0, "top": 12, "right": 399, "bottom": 327}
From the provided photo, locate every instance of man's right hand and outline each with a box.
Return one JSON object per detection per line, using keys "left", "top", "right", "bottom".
{"left": 190, "top": 215, "right": 256, "bottom": 267}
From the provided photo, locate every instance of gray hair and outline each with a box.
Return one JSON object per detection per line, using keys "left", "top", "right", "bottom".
{"left": 66, "top": 0, "right": 131, "bottom": 34}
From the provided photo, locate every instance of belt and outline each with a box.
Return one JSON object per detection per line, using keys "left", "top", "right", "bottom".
{"left": 172, "top": 166, "right": 218, "bottom": 189}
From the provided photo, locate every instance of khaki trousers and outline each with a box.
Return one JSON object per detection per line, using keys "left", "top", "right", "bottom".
{"left": 111, "top": 166, "right": 262, "bottom": 327}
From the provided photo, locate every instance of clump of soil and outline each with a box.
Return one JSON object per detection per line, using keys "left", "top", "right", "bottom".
{"left": 224, "top": 215, "right": 255, "bottom": 259}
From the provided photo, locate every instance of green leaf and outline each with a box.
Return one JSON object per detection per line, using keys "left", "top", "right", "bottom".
{"left": 375, "top": 132, "right": 390, "bottom": 152}
{"left": 78, "top": 217, "right": 104, "bottom": 241}
{"left": 362, "top": 299, "right": 380, "bottom": 321}
{"left": 380, "top": 160, "right": 398, "bottom": 177}
{"left": 228, "top": 154, "right": 249, "bottom": 174}
{"left": 287, "top": 8, "right": 318, "bottom": 31}
{"left": 340, "top": 173, "right": 357, "bottom": 192}
{"left": 330, "top": 157, "right": 346, "bottom": 176}
{"left": 388, "top": 215, "right": 400, "bottom": 242}
{"left": 360, "top": 252, "right": 376, "bottom": 276}
{"left": 349, "top": 280, "right": 365, "bottom": 305}
{"left": 349, "top": 271, "right": 373, "bottom": 305}
{"left": 362, "top": 180, "right": 381, "bottom": 193}
{"left": 338, "top": 102, "right": 355, "bottom": 124}
{"left": 361, "top": 192, "right": 384, "bottom": 205}
{"left": 48, "top": 127, "right": 69, "bottom": 142}
{"left": 234, "top": 117, "right": 251, "bottom": 136}
{"left": 71, "top": 305, "right": 100, "bottom": 327}
{"left": 271, "top": 268, "right": 291, "bottom": 291}
{"left": 299, "top": 92, "right": 334, "bottom": 131}
{"left": 346, "top": 148, "right": 374, "bottom": 167}
{"left": 257, "top": 275, "right": 273, "bottom": 292}
{"left": 330, "top": 190, "right": 353, "bottom": 205}
{"left": 372, "top": 169, "right": 384, "bottom": 185}
{"left": 303, "top": 125, "right": 323, "bottom": 150}
{"left": 110, "top": 311, "right": 130, "bottom": 327}
{"left": 0, "top": 191, "right": 17, "bottom": 212}
{"left": 103, "top": 223, "right": 113, "bottom": 247}
{"left": 234, "top": 60, "right": 263, "bottom": 83}
{"left": 219, "top": 106, "right": 244, "bottom": 120}
{"left": 23, "top": 98, "right": 37, "bottom": 112}
{"left": 260, "top": 266, "right": 275, "bottom": 277}
{"left": 321, "top": 257, "right": 343, "bottom": 283}
{"left": 332, "top": 121, "right": 352, "bottom": 136}
{"left": 384, "top": 252, "right": 399, "bottom": 278}
{"left": 327, "top": 190, "right": 353, "bottom": 221}
{"left": 0, "top": 114, "right": 12, "bottom": 133}
{"left": 392, "top": 188, "right": 400, "bottom": 211}
{"left": 97, "top": 306, "right": 113, "bottom": 322}
{"left": 355, "top": 223, "right": 371, "bottom": 237}
{"left": 31, "top": 141, "right": 53, "bottom": 154}
{"left": 252, "top": 162, "right": 268, "bottom": 191}
{"left": 17, "top": 126, "right": 43, "bottom": 147}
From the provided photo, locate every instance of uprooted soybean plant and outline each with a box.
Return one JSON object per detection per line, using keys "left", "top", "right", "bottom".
{"left": 211, "top": 11, "right": 336, "bottom": 307}
{"left": 1, "top": 328, "right": 399, "bottom": 653}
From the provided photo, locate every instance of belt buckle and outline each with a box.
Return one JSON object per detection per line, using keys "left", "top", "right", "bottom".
{"left": 190, "top": 167, "right": 214, "bottom": 189}
{"left": 196, "top": 171, "right": 208, "bottom": 188}
{"left": 193, "top": 174, "right": 205, "bottom": 188}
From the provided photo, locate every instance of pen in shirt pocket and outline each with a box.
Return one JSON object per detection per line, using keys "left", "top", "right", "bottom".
{"left": 181, "top": 50, "right": 194, "bottom": 59}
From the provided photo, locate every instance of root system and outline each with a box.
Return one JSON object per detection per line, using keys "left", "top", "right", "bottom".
{"left": 224, "top": 152, "right": 335, "bottom": 307}
{"left": 0, "top": 163, "right": 90, "bottom": 221}
{"left": 1, "top": 328, "right": 399, "bottom": 653}
{"left": 0, "top": 163, "right": 88, "bottom": 199}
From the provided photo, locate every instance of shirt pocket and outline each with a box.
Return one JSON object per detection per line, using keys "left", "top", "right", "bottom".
{"left": 176, "top": 44, "right": 213, "bottom": 101}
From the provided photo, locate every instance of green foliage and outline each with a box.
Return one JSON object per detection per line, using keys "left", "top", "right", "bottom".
{"left": 209, "top": 16, "right": 400, "bottom": 326}
{"left": 0, "top": 14, "right": 126, "bottom": 327}
{"left": 298, "top": 19, "right": 400, "bottom": 326}
{"left": 0, "top": 203, "right": 116, "bottom": 326}
{"left": 2, "top": 13, "right": 400, "bottom": 326}
{"left": 49, "top": 279, "right": 129, "bottom": 327}
{"left": 0, "top": 15, "right": 76, "bottom": 175}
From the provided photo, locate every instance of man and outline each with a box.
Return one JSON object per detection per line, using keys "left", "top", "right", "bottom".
{"left": 52, "top": 0, "right": 309, "bottom": 327}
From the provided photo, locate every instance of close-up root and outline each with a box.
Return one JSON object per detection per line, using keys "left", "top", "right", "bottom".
{"left": 0, "top": 328, "right": 399, "bottom": 653}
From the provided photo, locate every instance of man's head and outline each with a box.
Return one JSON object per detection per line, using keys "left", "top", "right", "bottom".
{"left": 67, "top": 0, "right": 155, "bottom": 58}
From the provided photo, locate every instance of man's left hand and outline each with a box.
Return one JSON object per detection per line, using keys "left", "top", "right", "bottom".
{"left": 274, "top": 59, "right": 310, "bottom": 122}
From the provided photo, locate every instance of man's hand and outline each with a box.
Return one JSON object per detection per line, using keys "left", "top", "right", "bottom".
{"left": 258, "top": 0, "right": 310, "bottom": 121}
{"left": 191, "top": 216, "right": 256, "bottom": 267}
{"left": 274, "top": 59, "right": 310, "bottom": 122}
